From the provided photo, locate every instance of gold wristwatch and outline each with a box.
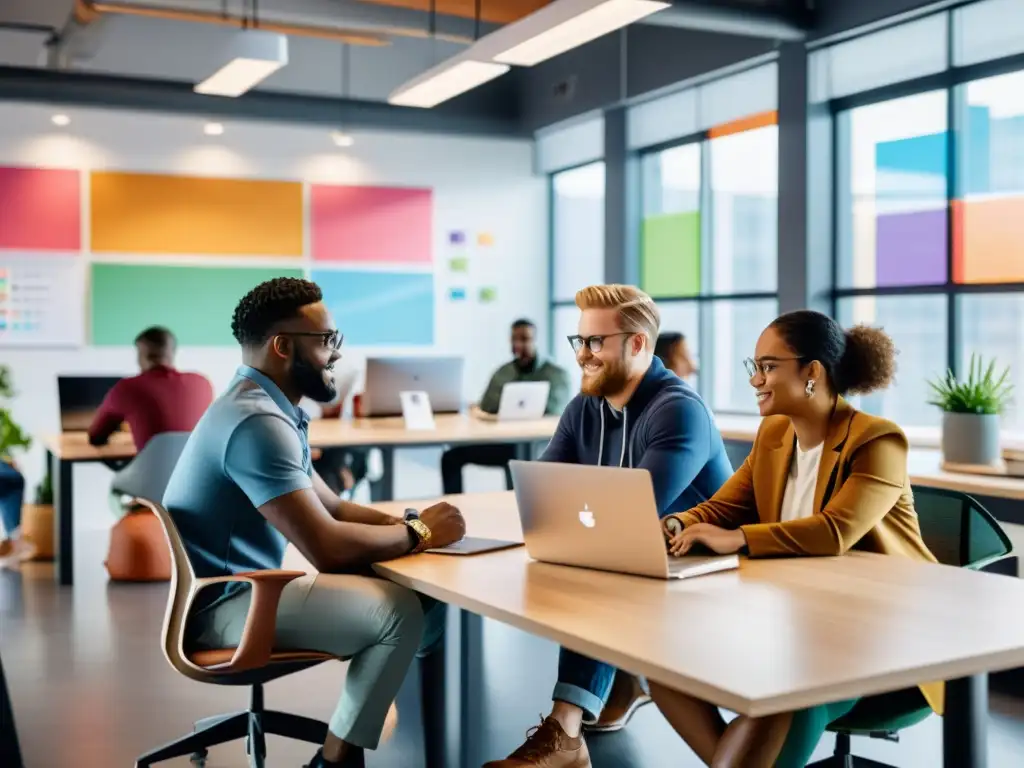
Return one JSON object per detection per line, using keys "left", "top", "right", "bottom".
{"left": 405, "top": 518, "right": 432, "bottom": 552}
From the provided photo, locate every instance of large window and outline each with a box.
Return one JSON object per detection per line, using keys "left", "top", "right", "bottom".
{"left": 550, "top": 161, "right": 605, "bottom": 389}
{"left": 834, "top": 68, "right": 1024, "bottom": 430}
{"left": 639, "top": 122, "right": 779, "bottom": 414}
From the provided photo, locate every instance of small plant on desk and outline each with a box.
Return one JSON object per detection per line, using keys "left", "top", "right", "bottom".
{"left": 928, "top": 354, "right": 1014, "bottom": 467}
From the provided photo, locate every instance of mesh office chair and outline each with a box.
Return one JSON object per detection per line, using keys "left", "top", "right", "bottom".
{"left": 134, "top": 496, "right": 339, "bottom": 768}
{"left": 108, "top": 431, "right": 192, "bottom": 517}
{"left": 808, "top": 485, "right": 1014, "bottom": 768}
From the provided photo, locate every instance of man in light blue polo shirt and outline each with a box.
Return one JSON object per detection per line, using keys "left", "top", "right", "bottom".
{"left": 163, "top": 277, "right": 465, "bottom": 768}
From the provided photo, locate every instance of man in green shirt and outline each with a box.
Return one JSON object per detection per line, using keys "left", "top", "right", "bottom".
{"left": 441, "top": 319, "right": 570, "bottom": 494}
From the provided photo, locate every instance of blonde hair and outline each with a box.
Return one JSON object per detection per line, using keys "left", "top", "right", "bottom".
{"left": 575, "top": 284, "right": 660, "bottom": 344}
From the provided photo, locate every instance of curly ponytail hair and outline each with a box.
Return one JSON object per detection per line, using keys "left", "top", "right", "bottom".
{"left": 770, "top": 310, "right": 897, "bottom": 396}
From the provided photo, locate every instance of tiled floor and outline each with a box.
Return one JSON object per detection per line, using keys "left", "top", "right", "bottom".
{"left": 3, "top": 537, "right": 1024, "bottom": 767}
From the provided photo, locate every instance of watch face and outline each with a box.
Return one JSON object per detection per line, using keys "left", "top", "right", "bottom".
{"left": 665, "top": 517, "right": 682, "bottom": 536}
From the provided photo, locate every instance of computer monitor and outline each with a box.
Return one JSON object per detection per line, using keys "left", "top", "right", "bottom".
{"left": 57, "top": 375, "right": 123, "bottom": 432}
{"left": 361, "top": 357, "right": 464, "bottom": 417}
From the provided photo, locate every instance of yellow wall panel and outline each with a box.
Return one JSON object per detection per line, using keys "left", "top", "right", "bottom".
{"left": 90, "top": 171, "right": 304, "bottom": 256}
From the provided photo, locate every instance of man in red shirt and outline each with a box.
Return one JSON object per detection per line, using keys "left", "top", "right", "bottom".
{"left": 88, "top": 326, "right": 214, "bottom": 451}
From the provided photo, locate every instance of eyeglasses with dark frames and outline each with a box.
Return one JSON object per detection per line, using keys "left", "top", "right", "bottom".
{"left": 278, "top": 330, "right": 344, "bottom": 350}
{"left": 743, "top": 356, "right": 805, "bottom": 378}
{"left": 567, "top": 332, "right": 633, "bottom": 354}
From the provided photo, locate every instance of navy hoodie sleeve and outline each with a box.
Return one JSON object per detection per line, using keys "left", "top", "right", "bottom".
{"left": 638, "top": 394, "right": 712, "bottom": 515}
{"left": 540, "top": 397, "right": 579, "bottom": 463}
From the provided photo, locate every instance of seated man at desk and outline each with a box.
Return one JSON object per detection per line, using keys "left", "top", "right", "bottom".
{"left": 440, "top": 318, "right": 570, "bottom": 494}
{"left": 87, "top": 326, "right": 214, "bottom": 450}
{"left": 654, "top": 310, "right": 940, "bottom": 768}
{"left": 488, "top": 284, "right": 734, "bottom": 768}
{"left": 164, "top": 277, "right": 465, "bottom": 768}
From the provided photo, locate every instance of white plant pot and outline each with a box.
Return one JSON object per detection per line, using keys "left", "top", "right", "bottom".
{"left": 941, "top": 412, "right": 1001, "bottom": 466}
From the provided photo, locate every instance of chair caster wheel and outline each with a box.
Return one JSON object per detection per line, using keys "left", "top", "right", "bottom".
{"left": 190, "top": 748, "right": 208, "bottom": 766}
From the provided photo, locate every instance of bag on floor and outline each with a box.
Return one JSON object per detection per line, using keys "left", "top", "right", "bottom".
{"left": 104, "top": 507, "right": 171, "bottom": 582}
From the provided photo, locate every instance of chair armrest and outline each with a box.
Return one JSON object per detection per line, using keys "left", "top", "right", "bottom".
{"left": 190, "top": 570, "right": 306, "bottom": 673}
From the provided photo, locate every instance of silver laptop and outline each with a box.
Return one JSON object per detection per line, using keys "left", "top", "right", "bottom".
{"left": 508, "top": 460, "right": 739, "bottom": 580}
{"left": 498, "top": 381, "right": 550, "bottom": 421}
{"left": 361, "top": 356, "right": 464, "bottom": 417}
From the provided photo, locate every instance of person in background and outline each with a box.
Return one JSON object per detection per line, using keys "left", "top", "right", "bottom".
{"left": 654, "top": 331, "right": 698, "bottom": 381}
{"left": 440, "top": 319, "right": 570, "bottom": 495}
{"left": 163, "top": 277, "right": 465, "bottom": 768}
{"left": 88, "top": 326, "right": 214, "bottom": 451}
{"left": 653, "top": 310, "right": 940, "bottom": 768}
{"left": 0, "top": 458, "right": 30, "bottom": 565}
{"left": 486, "top": 286, "right": 734, "bottom": 768}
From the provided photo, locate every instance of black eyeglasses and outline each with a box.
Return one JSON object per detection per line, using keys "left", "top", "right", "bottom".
{"left": 567, "top": 332, "right": 633, "bottom": 354}
{"left": 743, "top": 356, "right": 805, "bottom": 378}
{"left": 279, "top": 330, "right": 344, "bottom": 350}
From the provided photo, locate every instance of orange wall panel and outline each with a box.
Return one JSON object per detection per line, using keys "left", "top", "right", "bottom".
{"left": 90, "top": 171, "right": 303, "bottom": 256}
{"left": 955, "top": 197, "right": 1024, "bottom": 284}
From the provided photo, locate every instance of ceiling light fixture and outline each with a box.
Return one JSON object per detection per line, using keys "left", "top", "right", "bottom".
{"left": 388, "top": 59, "right": 510, "bottom": 109}
{"left": 331, "top": 131, "right": 354, "bottom": 148}
{"left": 51, "top": 114, "right": 71, "bottom": 127}
{"left": 488, "top": 0, "right": 670, "bottom": 67}
{"left": 194, "top": 29, "right": 289, "bottom": 98}
{"left": 204, "top": 122, "right": 225, "bottom": 136}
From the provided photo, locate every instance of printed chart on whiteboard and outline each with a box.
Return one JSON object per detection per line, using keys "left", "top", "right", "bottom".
{"left": 0, "top": 255, "right": 84, "bottom": 347}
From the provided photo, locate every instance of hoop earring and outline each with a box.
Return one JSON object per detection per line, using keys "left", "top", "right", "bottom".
{"left": 805, "top": 379, "right": 816, "bottom": 398}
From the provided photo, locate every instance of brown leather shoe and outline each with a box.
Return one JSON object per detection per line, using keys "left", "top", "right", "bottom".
{"left": 484, "top": 717, "right": 592, "bottom": 767}
{"left": 584, "top": 673, "right": 651, "bottom": 733}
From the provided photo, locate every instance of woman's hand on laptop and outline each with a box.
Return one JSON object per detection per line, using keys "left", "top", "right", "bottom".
{"left": 668, "top": 523, "right": 746, "bottom": 557}
{"left": 420, "top": 502, "right": 467, "bottom": 548}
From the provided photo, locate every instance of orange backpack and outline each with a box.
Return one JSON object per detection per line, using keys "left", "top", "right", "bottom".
{"left": 104, "top": 507, "right": 171, "bottom": 582}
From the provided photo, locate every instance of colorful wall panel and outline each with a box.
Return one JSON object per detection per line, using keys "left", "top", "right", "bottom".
{"left": 953, "top": 198, "right": 1024, "bottom": 284}
{"left": 0, "top": 167, "right": 81, "bottom": 251}
{"left": 640, "top": 212, "right": 700, "bottom": 297}
{"left": 312, "top": 269, "right": 434, "bottom": 346}
{"left": 873, "top": 132, "right": 948, "bottom": 286}
{"left": 91, "top": 264, "right": 304, "bottom": 346}
{"left": 90, "top": 172, "right": 303, "bottom": 256}
{"left": 311, "top": 185, "right": 432, "bottom": 264}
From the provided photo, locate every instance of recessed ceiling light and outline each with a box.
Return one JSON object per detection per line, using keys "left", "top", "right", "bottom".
{"left": 331, "top": 131, "right": 354, "bottom": 148}
{"left": 204, "top": 122, "right": 224, "bottom": 136}
{"left": 52, "top": 114, "right": 70, "bottom": 127}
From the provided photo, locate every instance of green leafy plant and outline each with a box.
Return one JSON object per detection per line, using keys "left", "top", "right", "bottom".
{"left": 0, "top": 364, "right": 31, "bottom": 460}
{"left": 927, "top": 354, "right": 1014, "bottom": 415}
{"left": 35, "top": 469, "right": 53, "bottom": 506}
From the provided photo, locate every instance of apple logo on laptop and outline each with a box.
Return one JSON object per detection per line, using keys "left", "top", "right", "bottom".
{"left": 578, "top": 504, "right": 596, "bottom": 528}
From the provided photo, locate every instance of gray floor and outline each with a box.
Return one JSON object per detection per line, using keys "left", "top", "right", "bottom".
{"left": 2, "top": 536, "right": 1024, "bottom": 767}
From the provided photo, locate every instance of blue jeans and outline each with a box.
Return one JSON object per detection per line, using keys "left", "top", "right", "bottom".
{"left": 553, "top": 648, "right": 618, "bottom": 723}
{"left": 0, "top": 461, "right": 25, "bottom": 536}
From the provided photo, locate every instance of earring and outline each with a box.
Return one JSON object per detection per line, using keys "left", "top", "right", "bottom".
{"left": 805, "top": 379, "right": 816, "bottom": 398}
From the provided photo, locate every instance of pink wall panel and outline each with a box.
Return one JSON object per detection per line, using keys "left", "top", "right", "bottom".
{"left": 0, "top": 167, "right": 81, "bottom": 251}
{"left": 311, "top": 184, "right": 432, "bottom": 264}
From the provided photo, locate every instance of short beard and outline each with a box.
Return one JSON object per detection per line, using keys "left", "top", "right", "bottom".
{"left": 579, "top": 350, "right": 629, "bottom": 398}
{"left": 290, "top": 348, "right": 337, "bottom": 403}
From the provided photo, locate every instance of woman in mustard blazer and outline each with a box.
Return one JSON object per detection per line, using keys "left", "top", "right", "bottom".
{"left": 655, "top": 309, "right": 941, "bottom": 768}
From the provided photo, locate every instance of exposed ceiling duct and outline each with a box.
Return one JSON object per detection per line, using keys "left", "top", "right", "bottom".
{"left": 70, "top": 0, "right": 494, "bottom": 46}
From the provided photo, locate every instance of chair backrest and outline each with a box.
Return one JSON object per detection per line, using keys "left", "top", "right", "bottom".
{"left": 110, "top": 431, "right": 191, "bottom": 503}
{"left": 911, "top": 485, "right": 1013, "bottom": 569}
{"left": 132, "top": 497, "right": 206, "bottom": 682}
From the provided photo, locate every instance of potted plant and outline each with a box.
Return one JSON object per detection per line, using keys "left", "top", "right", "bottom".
{"left": 928, "top": 354, "right": 1014, "bottom": 467}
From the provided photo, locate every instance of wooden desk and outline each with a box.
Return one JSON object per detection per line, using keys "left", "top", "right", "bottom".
{"left": 373, "top": 491, "right": 1024, "bottom": 768}
{"left": 41, "top": 415, "right": 557, "bottom": 586}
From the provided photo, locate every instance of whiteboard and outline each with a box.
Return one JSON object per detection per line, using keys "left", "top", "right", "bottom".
{"left": 0, "top": 253, "right": 85, "bottom": 348}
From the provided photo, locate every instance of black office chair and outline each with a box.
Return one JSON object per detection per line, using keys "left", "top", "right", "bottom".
{"left": 808, "top": 485, "right": 1014, "bottom": 767}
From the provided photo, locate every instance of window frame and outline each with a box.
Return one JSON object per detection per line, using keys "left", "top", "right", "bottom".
{"left": 829, "top": 42, "right": 1024, "bottom": 378}
{"left": 635, "top": 127, "right": 780, "bottom": 413}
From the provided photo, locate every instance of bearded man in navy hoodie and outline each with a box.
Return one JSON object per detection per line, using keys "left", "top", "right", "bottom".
{"left": 486, "top": 284, "right": 733, "bottom": 768}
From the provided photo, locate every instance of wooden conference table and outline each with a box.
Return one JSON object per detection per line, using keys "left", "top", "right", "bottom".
{"left": 42, "top": 414, "right": 558, "bottom": 586}
{"left": 372, "top": 491, "right": 1024, "bottom": 768}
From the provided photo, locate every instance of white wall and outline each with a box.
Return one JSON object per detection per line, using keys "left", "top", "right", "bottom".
{"left": 0, "top": 101, "right": 547, "bottom": 532}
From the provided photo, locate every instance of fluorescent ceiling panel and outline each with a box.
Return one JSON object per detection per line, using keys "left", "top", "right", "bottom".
{"left": 489, "top": 0, "right": 670, "bottom": 67}
{"left": 195, "top": 29, "right": 288, "bottom": 97}
{"left": 388, "top": 60, "right": 510, "bottom": 108}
